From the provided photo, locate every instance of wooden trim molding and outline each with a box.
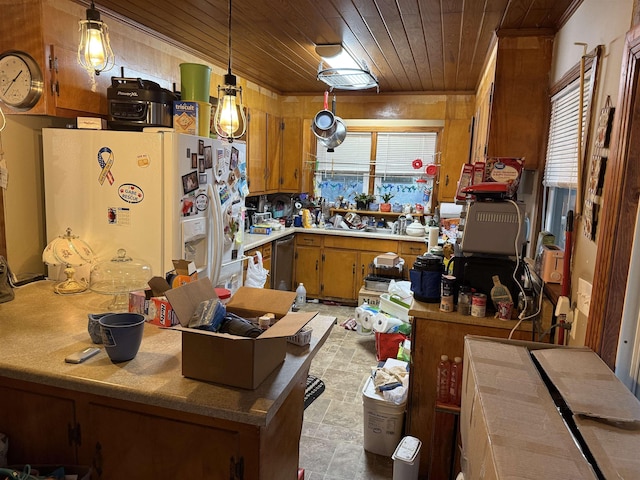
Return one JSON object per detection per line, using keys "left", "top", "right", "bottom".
{"left": 586, "top": 25, "right": 640, "bottom": 368}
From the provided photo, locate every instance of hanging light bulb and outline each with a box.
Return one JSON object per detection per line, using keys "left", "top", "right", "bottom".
{"left": 78, "top": 1, "right": 115, "bottom": 91}
{"left": 213, "top": 0, "right": 247, "bottom": 143}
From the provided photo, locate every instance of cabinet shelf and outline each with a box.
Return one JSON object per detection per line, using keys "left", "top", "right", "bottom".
{"left": 330, "top": 208, "right": 424, "bottom": 217}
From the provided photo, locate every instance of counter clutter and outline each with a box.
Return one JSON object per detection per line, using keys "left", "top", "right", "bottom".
{"left": 0, "top": 280, "right": 335, "bottom": 479}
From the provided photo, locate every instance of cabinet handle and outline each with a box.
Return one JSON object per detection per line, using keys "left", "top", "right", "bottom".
{"left": 294, "top": 168, "right": 298, "bottom": 180}
{"left": 445, "top": 174, "right": 449, "bottom": 186}
{"left": 315, "top": 259, "right": 318, "bottom": 271}
{"left": 352, "top": 264, "right": 355, "bottom": 274}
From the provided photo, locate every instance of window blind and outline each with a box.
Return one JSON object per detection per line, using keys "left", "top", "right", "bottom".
{"left": 375, "top": 132, "right": 438, "bottom": 175}
{"left": 543, "top": 69, "right": 592, "bottom": 188}
{"left": 316, "top": 132, "right": 371, "bottom": 173}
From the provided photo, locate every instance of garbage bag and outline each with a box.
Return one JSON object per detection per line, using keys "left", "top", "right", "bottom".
{"left": 245, "top": 251, "right": 269, "bottom": 288}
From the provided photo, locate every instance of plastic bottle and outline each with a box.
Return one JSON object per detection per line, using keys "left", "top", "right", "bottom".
{"left": 296, "top": 283, "right": 307, "bottom": 308}
{"left": 449, "top": 356, "right": 463, "bottom": 406}
{"left": 436, "top": 354, "right": 451, "bottom": 404}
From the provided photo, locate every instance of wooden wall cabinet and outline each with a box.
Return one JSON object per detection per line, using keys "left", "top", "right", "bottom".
{"left": 294, "top": 234, "right": 322, "bottom": 298}
{"left": 473, "top": 34, "right": 554, "bottom": 170}
{"left": 281, "top": 117, "right": 303, "bottom": 192}
{"left": 247, "top": 109, "right": 268, "bottom": 194}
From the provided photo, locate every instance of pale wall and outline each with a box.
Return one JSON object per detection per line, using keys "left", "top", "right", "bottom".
{"left": 549, "top": 0, "right": 633, "bottom": 345}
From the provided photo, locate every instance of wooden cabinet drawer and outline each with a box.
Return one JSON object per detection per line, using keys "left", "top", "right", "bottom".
{"left": 296, "top": 234, "right": 322, "bottom": 247}
{"left": 262, "top": 243, "right": 272, "bottom": 259}
{"left": 323, "top": 236, "right": 398, "bottom": 252}
{"left": 400, "top": 241, "right": 426, "bottom": 256}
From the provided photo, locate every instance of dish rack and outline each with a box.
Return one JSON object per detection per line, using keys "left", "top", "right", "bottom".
{"left": 287, "top": 325, "right": 313, "bottom": 346}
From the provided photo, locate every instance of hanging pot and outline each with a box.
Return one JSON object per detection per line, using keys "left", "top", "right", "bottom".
{"left": 321, "top": 117, "right": 347, "bottom": 150}
{"left": 312, "top": 91, "right": 336, "bottom": 139}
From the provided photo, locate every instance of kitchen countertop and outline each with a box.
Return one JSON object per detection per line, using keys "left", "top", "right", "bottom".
{"left": 0, "top": 280, "right": 335, "bottom": 427}
{"left": 243, "top": 226, "right": 429, "bottom": 251}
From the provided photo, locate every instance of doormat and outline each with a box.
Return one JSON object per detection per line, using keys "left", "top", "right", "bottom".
{"left": 304, "top": 375, "right": 325, "bottom": 409}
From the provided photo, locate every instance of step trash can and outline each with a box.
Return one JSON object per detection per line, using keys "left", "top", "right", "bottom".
{"left": 392, "top": 435, "right": 422, "bottom": 479}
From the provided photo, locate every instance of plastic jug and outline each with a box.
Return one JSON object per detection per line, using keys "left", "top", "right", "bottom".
{"left": 296, "top": 283, "right": 307, "bottom": 308}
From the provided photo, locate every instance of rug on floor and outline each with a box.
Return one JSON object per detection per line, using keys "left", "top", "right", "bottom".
{"left": 304, "top": 375, "right": 325, "bottom": 409}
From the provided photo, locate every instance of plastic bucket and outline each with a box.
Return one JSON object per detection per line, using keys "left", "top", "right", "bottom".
{"left": 99, "top": 313, "right": 145, "bottom": 363}
{"left": 362, "top": 375, "right": 406, "bottom": 456}
{"left": 180, "top": 63, "right": 211, "bottom": 102}
{"left": 196, "top": 101, "right": 212, "bottom": 137}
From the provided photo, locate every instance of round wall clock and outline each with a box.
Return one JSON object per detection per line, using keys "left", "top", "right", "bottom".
{"left": 0, "top": 50, "right": 43, "bottom": 110}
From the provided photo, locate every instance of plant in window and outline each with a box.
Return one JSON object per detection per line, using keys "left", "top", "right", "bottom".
{"left": 379, "top": 192, "right": 394, "bottom": 212}
{"left": 353, "top": 193, "right": 375, "bottom": 210}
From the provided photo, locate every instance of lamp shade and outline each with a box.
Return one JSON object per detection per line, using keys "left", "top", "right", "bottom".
{"left": 42, "top": 228, "right": 94, "bottom": 267}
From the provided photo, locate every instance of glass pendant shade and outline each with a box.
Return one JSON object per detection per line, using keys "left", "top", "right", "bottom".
{"left": 42, "top": 228, "right": 95, "bottom": 295}
{"left": 214, "top": 74, "right": 247, "bottom": 142}
{"left": 78, "top": 2, "right": 114, "bottom": 91}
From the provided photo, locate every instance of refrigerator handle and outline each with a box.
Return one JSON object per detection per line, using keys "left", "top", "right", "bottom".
{"left": 207, "top": 184, "right": 223, "bottom": 287}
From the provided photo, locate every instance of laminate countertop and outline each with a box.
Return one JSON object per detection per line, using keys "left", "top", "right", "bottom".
{"left": 0, "top": 280, "right": 335, "bottom": 427}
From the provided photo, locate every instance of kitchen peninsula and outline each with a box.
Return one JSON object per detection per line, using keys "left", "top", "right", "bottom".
{"left": 0, "top": 281, "right": 335, "bottom": 479}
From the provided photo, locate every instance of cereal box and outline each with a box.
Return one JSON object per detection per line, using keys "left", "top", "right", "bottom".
{"left": 173, "top": 101, "right": 198, "bottom": 134}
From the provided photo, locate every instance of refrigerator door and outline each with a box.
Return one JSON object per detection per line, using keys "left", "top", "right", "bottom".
{"left": 43, "top": 129, "right": 167, "bottom": 277}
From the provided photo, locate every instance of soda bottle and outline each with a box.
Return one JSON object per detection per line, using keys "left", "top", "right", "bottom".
{"left": 295, "top": 283, "right": 307, "bottom": 308}
{"left": 436, "top": 354, "right": 451, "bottom": 404}
{"left": 449, "top": 356, "right": 463, "bottom": 406}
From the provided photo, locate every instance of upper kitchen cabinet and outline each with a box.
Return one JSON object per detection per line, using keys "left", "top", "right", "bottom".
{"left": 247, "top": 108, "right": 267, "bottom": 194}
{"left": 266, "top": 113, "right": 282, "bottom": 193}
{"left": 0, "top": 0, "right": 111, "bottom": 117}
{"left": 280, "top": 117, "right": 303, "bottom": 193}
{"left": 473, "top": 34, "right": 553, "bottom": 170}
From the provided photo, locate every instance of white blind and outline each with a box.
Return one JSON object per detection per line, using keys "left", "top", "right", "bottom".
{"left": 543, "top": 69, "right": 592, "bottom": 188}
{"left": 375, "top": 132, "right": 438, "bottom": 175}
{"left": 316, "top": 132, "right": 371, "bottom": 173}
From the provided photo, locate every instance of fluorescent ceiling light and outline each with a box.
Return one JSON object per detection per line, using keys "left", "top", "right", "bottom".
{"left": 315, "top": 44, "right": 360, "bottom": 70}
{"left": 315, "top": 44, "right": 379, "bottom": 92}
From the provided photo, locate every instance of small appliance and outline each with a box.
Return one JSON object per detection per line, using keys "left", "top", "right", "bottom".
{"left": 541, "top": 245, "right": 564, "bottom": 284}
{"left": 107, "top": 77, "right": 176, "bottom": 130}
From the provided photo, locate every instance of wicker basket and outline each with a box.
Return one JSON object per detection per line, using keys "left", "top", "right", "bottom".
{"left": 287, "top": 326, "right": 313, "bottom": 346}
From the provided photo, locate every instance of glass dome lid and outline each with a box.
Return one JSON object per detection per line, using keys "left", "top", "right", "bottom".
{"left": 90, "top": 248, "right": 152, "bottom": 310}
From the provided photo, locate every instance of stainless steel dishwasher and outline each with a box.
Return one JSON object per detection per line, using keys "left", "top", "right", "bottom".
{"left": 272, "top": 234, "right": 295, "bottom": 291}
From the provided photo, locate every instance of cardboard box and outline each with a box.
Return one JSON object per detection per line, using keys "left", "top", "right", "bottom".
{"left": 129, "top": 290, "right": 179, "bottom": 327}
{"left": 358, "top": 286, "right": 381, "bottom": 307}
{"left": 167, "top": 259, "right": 198, "bottom": 288}
{"left": 173, "top": 101, "right": 198, "bottom": 134}
{"left": 461, "top": 336, "right": 640, "bottom": 479}
{"left": 375, "top": 253, "right": 400, "bottom": 267}
{"left": 76, "top": 117, "right": 107, "bottom": 129}
{"left": 165, "top": 279, "right": 314, "bottom": 389}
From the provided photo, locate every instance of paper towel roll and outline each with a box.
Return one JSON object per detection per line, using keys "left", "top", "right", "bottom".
{"left": 372, "top": 312, "right": 404, "bottom": 333}
{"left": 360, "top": 311, "right": 374, "bottom": 334}
{"left": 428, "top": 226, "right": 440, "bottom": 249}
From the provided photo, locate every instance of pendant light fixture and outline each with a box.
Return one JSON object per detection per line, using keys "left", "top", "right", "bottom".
{"left": 213, "top": 0, "right": 247, "bottom": 143}
{"left": 77, "top": 1, "right": 115, "bottom": 92}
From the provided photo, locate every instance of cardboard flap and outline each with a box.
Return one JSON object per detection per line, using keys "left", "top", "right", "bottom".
{"left": 226, "top": 286, "right": 296, "bottom": 319}
{"left": 148, "top": 276, "right": 171, "bottom": 297}
{"left": 259, "top": 311, "right": 316, "bottom": 338}
{"left": 165, "top": 278, "right": 218, "bottom": 327}
{"left": 532, "top": 349, "right": 640, "bottom": 422}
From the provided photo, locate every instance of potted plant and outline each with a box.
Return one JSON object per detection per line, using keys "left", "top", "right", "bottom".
{"left": 379, "top": 192, "right": 394, "bottom": 212}
{"left": 354, "top": 193, "right": 375, "bottom": 210}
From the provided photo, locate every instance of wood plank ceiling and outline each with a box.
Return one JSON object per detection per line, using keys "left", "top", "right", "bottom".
{"left": 90, "top": 0, "right": 582, "bottom": 95}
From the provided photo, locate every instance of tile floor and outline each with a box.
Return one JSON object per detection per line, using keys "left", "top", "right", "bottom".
{"left": 298, "top": 301, "right": 395, "bottom": 480}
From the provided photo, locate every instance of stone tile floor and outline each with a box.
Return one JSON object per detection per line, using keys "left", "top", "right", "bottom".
{"left": 298, "top": 302, "right": 394, "bottom": 480}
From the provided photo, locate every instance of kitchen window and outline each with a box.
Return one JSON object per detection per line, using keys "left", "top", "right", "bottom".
{"left": 542, "top": 48, "right": 600, "bottom": 248}
{"left": 315, "top": 129, "right": 439, "bottom": 209}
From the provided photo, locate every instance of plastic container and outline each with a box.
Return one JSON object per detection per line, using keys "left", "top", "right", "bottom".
{"left": 380, "top": 293, "right": 410, "bottom": 322}
{"left": 179, "top": 63, "right": 211, "bottom": 102}
{"left": 287, "top": 325, "right": 313, "bottom": 346}
{"left": 363, "top": 375, "right": 407, "bottom": 456}
{"left": 99, "top": 313, "right": 145, "bottom": 363}
{"left": 436, "top": 355, "right": 451, "bottom": 404}
{"left": 296, "top": 283, "right": 307, "bottom": 308}
{"left": 392, "top": 436, "right": 422, "bottom": 480}
{"left": 196, "top": 100, "right": 212, "bottom": 137}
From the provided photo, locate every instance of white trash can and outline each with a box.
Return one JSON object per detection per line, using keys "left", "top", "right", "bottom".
{"left": 362, "top": 375, "right": 406, "bottom": 456}
{"left": 392, "top": 435, "right": 422, "bottom": 479}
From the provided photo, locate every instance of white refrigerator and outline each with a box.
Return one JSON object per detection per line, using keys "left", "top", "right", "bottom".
{"left": 42, "top": 128, "right": 248, "bottom": 291}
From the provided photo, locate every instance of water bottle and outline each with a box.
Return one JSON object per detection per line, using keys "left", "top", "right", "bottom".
{"left": 449, "top": 356, "right": 463, "bottom": 406}
{"left": 437, "top": 354, "right": 451, "bottom": 404}
{"left": 296, "top": 283, "right": 307, "bottom": 308}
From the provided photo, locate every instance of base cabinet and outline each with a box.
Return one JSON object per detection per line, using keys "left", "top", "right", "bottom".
{"left": 406, "top": 310, "right": 539, "bottom": 479}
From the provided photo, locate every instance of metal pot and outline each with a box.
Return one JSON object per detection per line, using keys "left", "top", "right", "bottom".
{"left": 321, "top": 116, "right": 346, "bottom": 150}
{"left": 311, "top": 91, "right": 336, "bottom": 139}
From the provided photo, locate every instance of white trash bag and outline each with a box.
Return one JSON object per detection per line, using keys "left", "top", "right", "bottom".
{"left": 245, "top": 251, "right": 269, "bottom": 288}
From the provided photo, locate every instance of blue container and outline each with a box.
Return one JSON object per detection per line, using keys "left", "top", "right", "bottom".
{"left": 99, "top": 313, "right": 145, "bottom": 363}
{"left": 410, "top": 254, "right": 443, "bottom": 303}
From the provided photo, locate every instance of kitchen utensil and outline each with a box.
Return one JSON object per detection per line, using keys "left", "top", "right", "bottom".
{"left": 321, "top": 116, "right": 347, "bottom": 150}
{"left": 406, "top": 219, "right": 425, "bottom": 237}
{"left": 312, "top": 92, "right": 336, "bottom": 139}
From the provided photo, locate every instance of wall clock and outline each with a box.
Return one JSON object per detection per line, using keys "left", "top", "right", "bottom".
{"left": 0, "top": 50, "right": 43, "bottom": 110}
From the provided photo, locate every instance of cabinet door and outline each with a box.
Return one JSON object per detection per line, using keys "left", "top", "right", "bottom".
{"left": 322, "top": 249, "right": 358, "bottom": 300}
{"left": 294, "top": 245, "right": 321, "bottom": 297}
{"left": 281, "top": 117, "right": 302, "bottom": 192}
{"left": 266, "top": 114, "right": 282, "bottom": 193}
{"left": 87, "top": 403, "right": 241, "bottom": 480}
{"left": 358, "top": 251, "right": 379, "bottom": 288}
{"left": 247, "top": 109, "right": 267, "bottom": 194}
{"left": 0, "top": 383, "right": 77, "bottom": 465}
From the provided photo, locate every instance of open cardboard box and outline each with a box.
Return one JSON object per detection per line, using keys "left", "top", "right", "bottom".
{"left": 461, "top": 336, "right": 640, "bottom": 479}
{"left": 165, "top": 279, "right": 316, "bottom": 389}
